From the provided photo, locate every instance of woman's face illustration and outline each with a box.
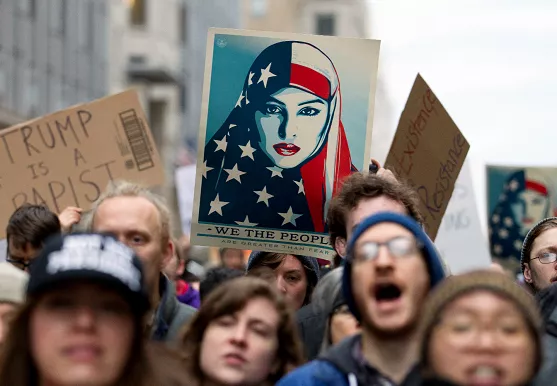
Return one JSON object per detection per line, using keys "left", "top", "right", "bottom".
{"left": 511, "top": 188, "right": 549, "bottom": 237}
{"left": 255, "top": 87, "right": 329, "bottom": 169}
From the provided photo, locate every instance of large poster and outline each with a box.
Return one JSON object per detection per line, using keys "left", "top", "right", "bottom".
{"left": 487, "top": 165, "right": 557, "bottom": 272}
{"left": 190, "top": 28, "right": 380, "bottom": 260}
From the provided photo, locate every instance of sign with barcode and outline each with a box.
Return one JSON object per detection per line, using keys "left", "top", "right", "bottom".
{"left": 0, "top": 90, "right": 164, "bottom": 238}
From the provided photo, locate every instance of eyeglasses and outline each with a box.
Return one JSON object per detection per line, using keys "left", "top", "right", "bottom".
{"left": 353, "top": 236, "right": 422, "bottom": 262}
{"left": 437, "top": 316, "right": 528, "bottom": 344}
{"left": 530, "top": 252, "right": 557, "bottom": 264}
{"left": 6, "top": 256, "right": 31, "bottom": 270}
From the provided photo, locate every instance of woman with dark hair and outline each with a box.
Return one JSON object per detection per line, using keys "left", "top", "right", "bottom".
{"left": 246, "top": 251, "right": 320, "bottom": 310}
{"left": 199, "top": 40, "right": 356, "bottom": 233}
{"left": 180, "top": 276, "right": 305, "bottom": 386}
{"left": 0, "top": 233, "right": 188, "bottom": 386}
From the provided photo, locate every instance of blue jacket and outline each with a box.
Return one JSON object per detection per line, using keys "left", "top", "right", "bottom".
{"left": 278, "top": 335, "right": 421, "bottom": 386}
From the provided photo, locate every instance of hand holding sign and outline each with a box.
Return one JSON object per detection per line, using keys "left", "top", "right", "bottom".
{"left": 385, "top": 74, "right": 470, "bottom": 240}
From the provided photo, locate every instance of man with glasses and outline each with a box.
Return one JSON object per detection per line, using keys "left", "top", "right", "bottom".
{"left": 520, "top": 218, "right": 557, "bottom": 385}
{"left": 5, "top": 204, "right": 62, "bottom": 271}
{"left": 278, "top": 212, "right": 447, "bottom": 386}
{"left": 521, "top": 217, "right": 557, "bottom": 292}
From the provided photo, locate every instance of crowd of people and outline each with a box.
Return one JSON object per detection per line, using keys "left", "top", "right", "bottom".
{"left": 0, "top": 162, "right": 555, "bottom": 386}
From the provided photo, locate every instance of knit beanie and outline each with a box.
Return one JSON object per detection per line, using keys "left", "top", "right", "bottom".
{"left": 419, "top": 269, "right": 543, "bottom": 374}
{"left": 247, "top": 251, "right": 320, "bottom": 287}
{"left": 520, "top": 217, "right": 557, "bottom": 273}
{"left": 0, "top": 262, "right": 28, "bottom": 304}
{"left": 343, "top": 212, "right": 447, "bottom": 321}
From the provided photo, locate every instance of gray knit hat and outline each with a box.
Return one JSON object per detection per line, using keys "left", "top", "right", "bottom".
{"left": 419, "top": 270, "right": 543, "bottom": 375}
{"left": 520, "top": 217, "right": 557, "bottom": 273}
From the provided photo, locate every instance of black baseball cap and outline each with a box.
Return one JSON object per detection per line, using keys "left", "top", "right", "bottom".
{"left": 27, "top": 233, "right": 150, "bottom": 317}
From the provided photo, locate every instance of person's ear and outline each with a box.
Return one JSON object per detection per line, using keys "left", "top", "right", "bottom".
{"left": 335, "top": 237, "right": 347, "bottom": 258}
{"left": 523, "top": 263, "right": 533, "bottom": 284}
{"left": 161, "top": 239, "right": 174, "bottom": 269}
{"left": 177, "top": 259, "right": 186, "bottom": 276}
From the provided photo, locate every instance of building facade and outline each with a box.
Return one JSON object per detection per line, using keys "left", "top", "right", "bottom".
{"left": 180, "top": 0, "right": 241, "bottom": 153}
{"left": 0, "top": 0, "right": 108, "bottom": 128}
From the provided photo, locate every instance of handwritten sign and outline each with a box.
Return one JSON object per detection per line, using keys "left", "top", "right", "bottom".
{"left": 0, "top": 90, "right": 164, "bottom": 238}
{"left": 435, "top": 160, "right": 491, "bottom": 273}
{"left": 385, "top": 74, "right": 469, "bottom": 239}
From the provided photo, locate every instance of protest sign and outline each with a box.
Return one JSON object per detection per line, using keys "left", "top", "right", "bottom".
{"left": 0, "top": 90, "right": 164, "bottom": 238}
{"left": 385, "top": 74, "right": 469, "bottom": 240}
{"left": 487, "top": 165, "right": 557, "bottom": 273}
{"left": 189, "top": 28, "right": 380, "bottom": 260}
{"left": 435, "top": 160, "right": 490, "bottom": 273}
{"left": 175, "top": 164, "right": 197, "bottom": 235}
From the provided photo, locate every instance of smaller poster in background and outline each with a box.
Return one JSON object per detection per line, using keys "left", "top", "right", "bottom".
{"left": 435, "top": 160, "right": 491, "bottom": 273}
{"left": 487, "top": 165, "right": 557, "bottom": 273}
{"left": 385, "top": 74, "right": 470, "bottom": 240}
{"left": 175, "top": 164, "right": 197, "bottom": 235}
{"left": 0, "top": 90, "right": 164, "bottom": 238}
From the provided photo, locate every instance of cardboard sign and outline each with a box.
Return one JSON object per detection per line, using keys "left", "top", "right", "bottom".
{"left": 0, "top": 90, "right": 164, "bottom": 238}
{"left": 175, "top": 164, "right": 197, "bottom": 235}
{"left": 385, "top": 74, "right": 469, "bottom": 239}
{"left": 435, "top": 160, "right": 491, "bottom": 273}
{"left": 190, "top": 28, "right": 380, "bottom": 260}
{"left": 487, "top": 165, "right": 557, "bottom": 273}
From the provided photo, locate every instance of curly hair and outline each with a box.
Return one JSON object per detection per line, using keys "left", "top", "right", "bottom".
{"left": 327, "top": 171, "right": 424, "bottom": 248}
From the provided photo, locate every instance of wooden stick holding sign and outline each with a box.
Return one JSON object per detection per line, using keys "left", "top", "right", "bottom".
{"left": 385, "top": 74, "right": 470, "bottom": 240}
{"left": 0, "top": 90, "right": 164, "bottom": 238}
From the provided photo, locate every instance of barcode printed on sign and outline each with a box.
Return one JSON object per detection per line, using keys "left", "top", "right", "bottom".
{"left": 119, "top": 109, "right": 154, "bottom": 171}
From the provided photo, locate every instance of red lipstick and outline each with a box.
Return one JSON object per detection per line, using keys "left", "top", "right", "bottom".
{"left": 273, "top": 143, "right": 300, "bottom": 156}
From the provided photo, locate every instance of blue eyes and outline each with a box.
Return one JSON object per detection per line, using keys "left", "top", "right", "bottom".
{"left": 298, "top": 107, "right": 320, "bottom": 116}
{"left": 266, "top": 105, "right": 283, "bottom": 114}
{"left": 264, "top": 105, "right": 321, "bottom": 116}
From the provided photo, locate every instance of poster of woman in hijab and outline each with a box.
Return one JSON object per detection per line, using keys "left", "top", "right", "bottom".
{"left": 487, "top": 166, "right": 557, "bottom": 272}
{"left": 191, "top": 28, "right": 380, "bottom": 260}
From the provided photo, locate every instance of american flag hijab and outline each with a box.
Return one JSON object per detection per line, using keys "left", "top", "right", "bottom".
{"left": 199, "top": 41, "right": 355, "bottom": 233}
{"left": 489, "top": 169, "right": 554, "bottom": 265}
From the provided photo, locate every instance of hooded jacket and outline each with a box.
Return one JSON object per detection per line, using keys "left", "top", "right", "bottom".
{"left": 533, "top": 283, "right": 557, "bottom": 385}
{"left": 150, "top": 275, "right": 196, "bottom": 343}
{"left": 277, "top": 335, "right": 422, "bottom": 386}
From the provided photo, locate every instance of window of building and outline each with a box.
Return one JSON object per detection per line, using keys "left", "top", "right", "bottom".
{"left": 60, "top": 0, "right": 67, "bottom": 36}
{"left": 130, "top": 0, "right": 147, "bottom": 26}
{"left": 29, "top": 0, "right": 36, "bottom": 19}
{"left": 316, "top": 14, "right": 335, "bottom": 36}
{"left": 179, "top": 84, "right": 187, "bottom": 112}
{"left": 251, "top": 0, "right": 267, "bottom": 17}
{"left": 87, "top": 2, "right": 95, "bottom": 49}
{"left": 179, "top": 4, "right": 187, "bottom": 44}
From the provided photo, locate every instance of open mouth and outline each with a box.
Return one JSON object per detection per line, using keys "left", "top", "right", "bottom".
{"left": 374, "top": 283, "right": 402, "bottom": 303}
{"left": 468, "top": 365, "right": 503, "bottom": 386}
{"left": 273, "top": 143, "right": 300, "bottom": 156}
